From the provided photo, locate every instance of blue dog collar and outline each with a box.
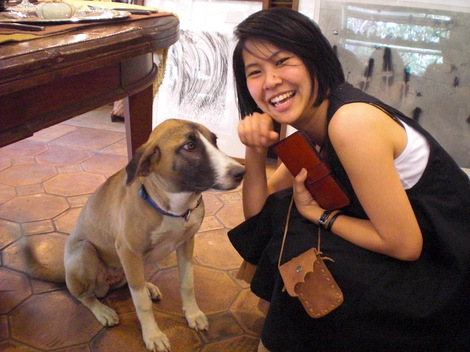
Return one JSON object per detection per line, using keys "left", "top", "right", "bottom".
{"left": 139, "top": 183, "right": 202, "bottom": 222}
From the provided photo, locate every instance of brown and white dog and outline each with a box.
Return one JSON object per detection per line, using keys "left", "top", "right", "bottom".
{"left": 24, "top": 119, "right": 245, "bottom": 352}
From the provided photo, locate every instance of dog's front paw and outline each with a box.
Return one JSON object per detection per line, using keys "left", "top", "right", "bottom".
{"left": 146, "top": 282, "right": 163, "bottom": 301}
{"left": 186, "top": 310, "right": 209, "bottom": 331}
{"left": 143, "top": 329, "right": 171, "bottom": 352}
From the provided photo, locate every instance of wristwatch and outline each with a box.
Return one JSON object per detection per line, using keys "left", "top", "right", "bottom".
{"left": 318, "top": 209, "right": 334, "bottom": 229}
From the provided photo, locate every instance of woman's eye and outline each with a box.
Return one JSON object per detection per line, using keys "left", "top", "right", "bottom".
{"left": 246, "top": 69, "right": 261, "bottom": 78}
{"left": 276, "top": 57, "right": 289, "bottom": 66}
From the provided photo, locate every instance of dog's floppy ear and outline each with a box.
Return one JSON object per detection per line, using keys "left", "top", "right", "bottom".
{"left": 125, "top": 144, "right": 161, "bottom": 185}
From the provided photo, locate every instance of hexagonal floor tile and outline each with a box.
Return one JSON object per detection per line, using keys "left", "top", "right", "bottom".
{"left": 194, "top": 229, "right": 243, "bottom": 271}
{"left": 104, "top": 286, "right": 134, "bottom": 316}
{"left": 53, "top": 344, "right": 91, "bottom": 352}
{"left": 216, "top": 202, "right": 245, "bottom": 229}
{"left": 201, "top": 335, "right": 259, "bottom": 352}
{"left": 82, "top": 152, "right": 128, "bottom": 176}
{"left": 158, "top": 313, "right": 203, "bottom": 352}
{"left": 0, "top": 315, "right": 8, "bottom": 340}
{"left": 0, "top": 163, "right": 57, "bottom": 186}
{"left": 101, "top": 139, "right": 128, "bottom": 157}
{"left": 155, "top": 251, "right": 177, "bottom": 270}
{"left": 0, "top": 156, "right": 10, "bottom": 172}
{"left": 65, "top": 106, "right": 123, "bottom": 133}
{"left": 0, "top": 184, "right": 15, "bottom": 205}
{"left": 30, "top": 124, "right": 77, "bottom": 143}
{"left": 54, "top": 345, "right": 91, "bottom": 352}
{"left": 36, "top": 145, "right": 91, "bottom": 165}
{"left": 0, "top": 340, "right": 40, "bottom": 352}
{"left": 43, "top": 172, "right": 105, "bottom": 197}
{"left": 202, "top": 193, "right": 223, "bottom": 216}
{"left": 30, "top": 276, "right": 65, "bottom": 294}
{"left": 16, "top": 183, "right": 44, "bottom": 197}
{"left": 151, "top": 265, "right": 239, "bottom": 316}
{"left": 230, "top": 289, "right": 265, "bottom": 336}
{"left": 0, "top": 219, "right": 21, "bottom": 249}
{"left": 202, "top": 311, "right": 245, "bottom": 343}
{"left": 67, "top": 194, "right": 90, "bottom": 208}
{"left": 9, "top": 290, "right": 102, "bottom": 350}
{"left": 22, "top": 220, "right": 55, "bottom": 236}
{"left": 50, "top": 128, "right": 124, "bottom": 150}
{"left": 216, "top": 190, "right": 243, "bottom": 205}
{"left": 199, "top": 215, "right": 224, "bottom": 233}
{"left": 3, "top": 232, "right": 66, "bottom": 275}
{"left": 0, "top": 268, "right": 32, "bottom": 314}
{"left": 0, "top": 193, "right": 69, "bottom": 222}
{"left": 0, "top": 140, "right": 47, "bottom": 159}
{"left": 54, "top": 207, "right": 82, "bottom": 234}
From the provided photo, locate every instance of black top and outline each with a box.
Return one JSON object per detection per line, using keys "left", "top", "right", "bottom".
{"left": 228, "top": 83, "right": 470, "bottom": 351}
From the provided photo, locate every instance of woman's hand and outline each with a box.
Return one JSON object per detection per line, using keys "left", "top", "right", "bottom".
{"left": 238, "top": 112, "right": 279, "bottom": 153}
{"left": 293, "top": 168, "right": 323, "bottom": 221}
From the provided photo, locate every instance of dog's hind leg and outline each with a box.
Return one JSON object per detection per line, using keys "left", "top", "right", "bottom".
{"left": 177, "top": 238, "right": 209, "bottom": 331}
{"left": 65, "top": 240, "right": 119, "bottom": 326}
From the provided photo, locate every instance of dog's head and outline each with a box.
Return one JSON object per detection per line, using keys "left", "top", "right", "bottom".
{"left": 125, "top": 119, "right": 245, "bottom": 193}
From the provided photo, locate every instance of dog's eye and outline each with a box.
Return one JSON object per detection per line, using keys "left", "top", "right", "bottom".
{"left": 184, "top": 141, "right": 196, "bottom": 151}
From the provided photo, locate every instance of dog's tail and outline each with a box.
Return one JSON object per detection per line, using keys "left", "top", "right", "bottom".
{"left": 22, "top": 238, "right": 66, "bottom": 283}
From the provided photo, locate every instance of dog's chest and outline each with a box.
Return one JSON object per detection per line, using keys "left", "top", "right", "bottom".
{"left": 144, "top": 217, "right": 201, "bottom": 262}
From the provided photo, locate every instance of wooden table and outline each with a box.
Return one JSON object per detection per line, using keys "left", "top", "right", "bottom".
{"left": 0, "top": 12, "right": 179, "bottom": 157}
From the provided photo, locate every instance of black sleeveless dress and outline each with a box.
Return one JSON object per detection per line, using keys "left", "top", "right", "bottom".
{"left": 228, "top": 83, "right": 470, "bottom": 352}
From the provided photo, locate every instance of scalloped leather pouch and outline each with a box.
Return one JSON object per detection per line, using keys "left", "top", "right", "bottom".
{"left": 278, "top": 197, "right": 344, "bottom": 318}
{"left": 279, "top": 247, "right": 344, "bottom": 318}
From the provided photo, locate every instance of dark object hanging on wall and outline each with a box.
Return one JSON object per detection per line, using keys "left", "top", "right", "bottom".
{"left": 361, "top": 58, "right": 374, "bottom": 91}
{"left": 383, "top": 47, "right": 393, "bottom": 87}
{"left": 412, "top": 107, "right": 422, "bottom": 124}
{"left": 404, "top": 67, "right": 411, "bottom": 84}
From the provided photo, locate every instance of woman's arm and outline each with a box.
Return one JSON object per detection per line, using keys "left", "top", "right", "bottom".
{"left": 238, "top": 113, "right": 293, "bottom": 218}
{"left": 294, "top": 103, "right": 423, "bottom": 261}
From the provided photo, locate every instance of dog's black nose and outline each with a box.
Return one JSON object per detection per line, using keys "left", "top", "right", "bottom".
{"left": 230, "top": 166, "right": 246, "bottom": 182}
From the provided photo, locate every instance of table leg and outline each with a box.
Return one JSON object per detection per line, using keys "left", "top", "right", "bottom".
{"left": 124, "top": 84, "right": 154, "bottom": 159}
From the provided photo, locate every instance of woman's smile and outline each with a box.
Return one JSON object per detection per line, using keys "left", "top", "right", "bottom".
{"left": 270, "top": 91, "right": 296, "bottom": 109}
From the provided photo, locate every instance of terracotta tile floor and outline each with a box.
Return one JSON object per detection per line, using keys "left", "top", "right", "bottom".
{"left": 0, "top": 105, "right": 266, "bottom": 352}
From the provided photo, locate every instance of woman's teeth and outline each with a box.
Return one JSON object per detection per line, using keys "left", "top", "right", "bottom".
{"left": 271, "top": 92, "right": 294, "bottom": 106}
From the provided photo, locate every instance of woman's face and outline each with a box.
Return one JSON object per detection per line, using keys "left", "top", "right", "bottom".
{"left": 242, "top": 39, "right": 317, "bottom": 126}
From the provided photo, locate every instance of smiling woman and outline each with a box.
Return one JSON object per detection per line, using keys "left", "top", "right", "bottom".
{"left": 228, "top": 7, "right": 470, "bottom": 352}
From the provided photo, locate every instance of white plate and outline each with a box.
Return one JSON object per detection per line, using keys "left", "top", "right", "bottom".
{"left": 0, "top": 9, "right": 130, "bottom": 23}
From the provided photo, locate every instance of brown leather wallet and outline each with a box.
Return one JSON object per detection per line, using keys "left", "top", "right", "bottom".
{"left": 272, "top": 131, "right": 350, "bottom": 210}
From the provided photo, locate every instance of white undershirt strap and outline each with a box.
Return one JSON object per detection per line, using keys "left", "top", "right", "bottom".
{"left": 394, "top": 121, "right": 430, "bottom": 189}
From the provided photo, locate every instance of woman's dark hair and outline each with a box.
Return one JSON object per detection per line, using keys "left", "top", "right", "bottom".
{"left": 233, "top": 8, "right": 345, "bottom": 118}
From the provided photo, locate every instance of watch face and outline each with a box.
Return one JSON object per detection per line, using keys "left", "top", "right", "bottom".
{"left": 319, "top": 210, "right": 333, "bottom": 227}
